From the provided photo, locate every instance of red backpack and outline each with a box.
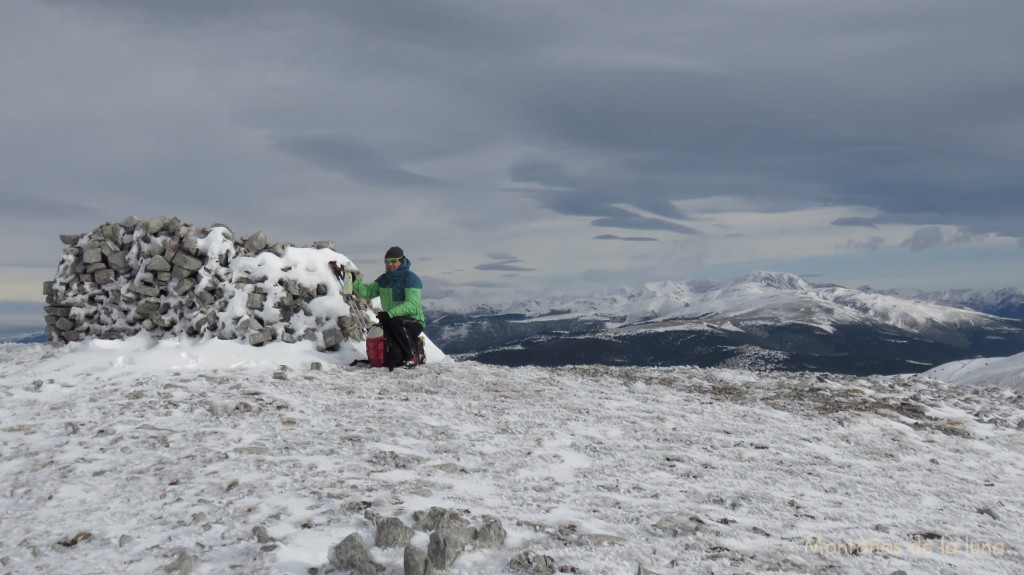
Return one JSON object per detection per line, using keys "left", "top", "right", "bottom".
{"left": 363, "top": 324, "right": 427, "bottom": 370}
{"left": 365, "top": 325, "right": 386, "bottom": 367}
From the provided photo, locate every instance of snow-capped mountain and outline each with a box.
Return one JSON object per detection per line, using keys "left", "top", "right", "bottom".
{"left": 426, "top": 272, "right": 1024, "bottom": 375}
{"left": 868, "top": 287, "right": 1024, "bottom": 321}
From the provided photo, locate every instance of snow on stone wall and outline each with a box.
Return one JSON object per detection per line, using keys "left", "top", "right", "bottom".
{"left": 43, "top": 216, "right": 373, "bottom": 350}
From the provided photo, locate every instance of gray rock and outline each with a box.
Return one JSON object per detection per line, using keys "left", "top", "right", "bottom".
{"left": 474, "top": 518, "right": 507, "bottom": 548}
{"left": 243, "top": 231, "right": 268, "bottom": 253}
{"left": 107, "top": 251, "right": 131, "bottom": 273}
{"left": 45, "top": 305, "right": 72, "bottom": 317}
{"left": 251, "top": 327, "right": 275, "bottom": 346}
{"left": 322, "top": 327, "right": 342, "bottom": 350}
{"left": 162, "top": 551, "right": 200, "bottom": 574}
{"left": 163, "top": 216, "right": 183, "bottom": 234}
{"left": 404, "top": 545, "right": 434, "bottom": 575}
{"left": 427, "top": 529, "right": 467, "bottom": 571}
{"left": 173, "top": 277, "right": 196, "bottom": 296}
{"left": 129, "top": 283, "right": 161, "bottom": 298}
{"left": 375, "top": 517, "right": 415, "bottom": 548}
{"left": 136, "top": 301, "right": 161, "bottom": 315}
{"left": 181, "top": 231, "right": 200, "bottom": 255}
{"left": 170, "top": 264, "right": 196, "bottom": 280}
{"left": 99, "top": 238, "right": 121, "bottom": 255}
{"left": 82, "top": 247, "right": 103, "bottom": 264}
{"left": 977, "top": 506, "right": 1000, "bottom": 520}
{"left": 246, "top": 291, "right": 266, "bottom": 310}
{"left": 413, "top": 507, "right": 469, "bottom": 533}
{"left": 579, "top": 533, "right": 624, "bottom": 546}
{"left": 171, "top": 251, "right": 204, "bottom": 272}
{"left": 122, "top": 215, "right": 142, "bottom": 230}
{"left": 94, "top": 269, "right": 117, "bottom": 285}
{"left": 370, "top": 450, "right": 425, "bottom": 470}
{"left": 235, "top": 316, "right": 262, "bottom": 335}
{"left": 328, "top": 533, "right": 384, "bottom": 575}
{"left": 508, "top": 551, "right": 556, "bottom": 574}
{"left": 147, "top": 256, "right": 172, "bottom": 272}
{"left": 146, "top": 216, "right": 169, "bottom": 234}
{"left": 252, "top": 526, "right": 277, "bottom": 544}
{"left": 652, "top": 515, "right": 711, "bottom": 537}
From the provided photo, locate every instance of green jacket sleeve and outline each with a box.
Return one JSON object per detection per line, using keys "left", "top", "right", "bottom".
{"left": 351, "top": 276, "right": 380, "bottom": 300}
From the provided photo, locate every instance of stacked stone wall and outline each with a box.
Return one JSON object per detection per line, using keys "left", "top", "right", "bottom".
{"left": 43, "top": 216, "right": 370, "bottom": 350}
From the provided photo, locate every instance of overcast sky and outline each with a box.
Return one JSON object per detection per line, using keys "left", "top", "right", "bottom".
{"left": 3, "top": 0, "right": 1023, "bottom": 304}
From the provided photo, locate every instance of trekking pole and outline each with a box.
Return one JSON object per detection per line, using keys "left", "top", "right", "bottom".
{"left": 329, "top": 261, "right": 370, "bottom": 335}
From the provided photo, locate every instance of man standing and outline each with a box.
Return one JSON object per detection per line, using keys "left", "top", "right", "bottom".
{"left": 342, "top": 246, "right": 425, "bottom": 369}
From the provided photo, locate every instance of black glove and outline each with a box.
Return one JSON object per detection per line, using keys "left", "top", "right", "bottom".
{"left": 329, "top": 261, "right": 344, "bottom": 277}
{"left": 376, "top": 311, "right": 390, "bottom": 324}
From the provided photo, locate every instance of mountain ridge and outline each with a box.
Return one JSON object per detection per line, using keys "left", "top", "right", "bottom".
{"left": 426, "top": 271, "right": 1024, "bottom": 374}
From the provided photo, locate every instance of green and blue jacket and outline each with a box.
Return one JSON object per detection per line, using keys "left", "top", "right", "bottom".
{"left": 352, "top": 258, "right": 425, "bottom": 326}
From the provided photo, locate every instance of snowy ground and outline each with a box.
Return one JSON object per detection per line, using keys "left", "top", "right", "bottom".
{"left": 2, "top": 337, "right": 1023, "bottom": 574}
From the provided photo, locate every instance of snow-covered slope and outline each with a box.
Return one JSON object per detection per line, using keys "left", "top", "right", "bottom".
{"left": 2, "top": 339, "right": 1023, "bottom": 574}
{"left": 926, "top": 351, "right": 1024, "bottom": 390}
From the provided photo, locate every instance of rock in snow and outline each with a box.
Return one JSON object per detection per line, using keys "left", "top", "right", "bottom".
{"left": 43, "top": 216, "right": 374, "bottom": 350}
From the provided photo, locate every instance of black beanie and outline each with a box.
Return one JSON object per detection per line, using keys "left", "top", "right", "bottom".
{"left": 385, "top": 246, "right": 404, "bottom": 259}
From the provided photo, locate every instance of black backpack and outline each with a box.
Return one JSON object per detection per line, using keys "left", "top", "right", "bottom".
{"left": 383, "top": 331, "right": 427, "bottom": 370}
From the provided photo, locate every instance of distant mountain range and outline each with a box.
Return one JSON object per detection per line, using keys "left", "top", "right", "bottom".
{"left": 864, "top": 286, "right": 1024, "bottom": 320}
{"left": 6, "top": 272, "right": 1024, "bottom": 375}
{"left": 425, "top": 271, "right": 1024, "bottom": 375}
{"left": 3, "top": 332, "right": 47, "bottom": 344}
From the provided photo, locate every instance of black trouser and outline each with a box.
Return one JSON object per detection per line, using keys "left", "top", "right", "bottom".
{"left": 380, "top": 316, "right": 423, "bottom": 362}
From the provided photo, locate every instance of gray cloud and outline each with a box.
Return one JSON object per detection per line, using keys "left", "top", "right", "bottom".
{"left": 475, "top": 256, "right": 536, "bottom": 273}
{"left": 510, "top": 161, "right": 702, "bottom": 234}
{"left": 499, "top": 3, "right": 1024, "bottom": 240}
{"left": 461, "top": 280, "right": 515, "bottom": 289}
{"left": 486, "top": 252, "right": 519, "bottom": 261}
{"left": 900, "top": 226, "right": 972, "bottom": 251}
{"left": 593, "top": 234, "right": 658, "bottom": 242}
{"left": 841, "top": 236, "right": 886, "bottom": 251}
{"left": 3, "top": 0, "right": 1023, "bottom": 300}
{"left": 272, "top": 135, "right": 443, "bottom": 188}
{"left": 4, "top": 196, "right": 104, "bottom": 220}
